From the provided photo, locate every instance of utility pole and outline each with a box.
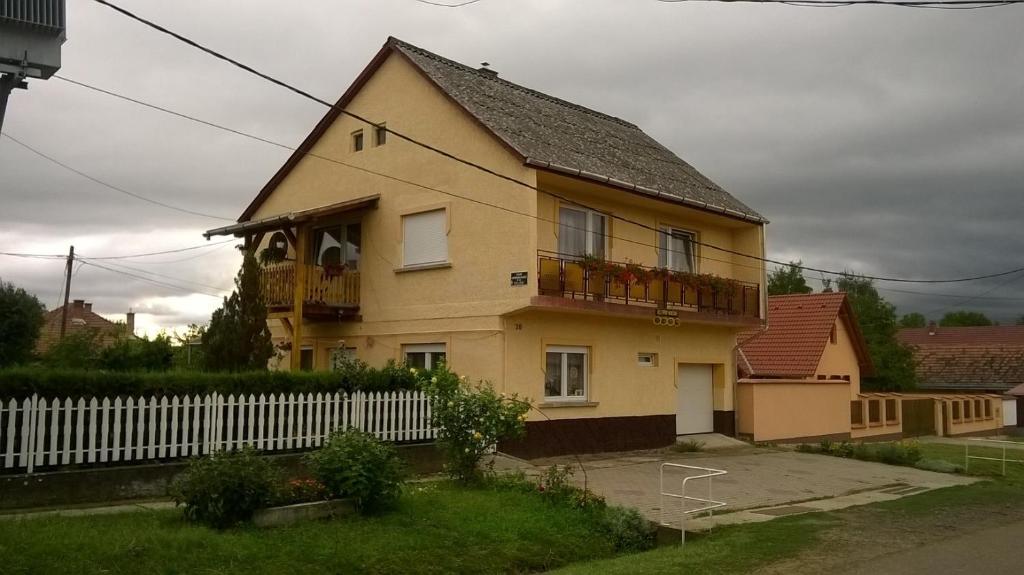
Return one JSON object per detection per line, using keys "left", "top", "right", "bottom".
{"left": 58, "top": 245, "right": 74, "bottom": 340}
{"left": 0, "top": 73, "right": 27, "bottom": 134}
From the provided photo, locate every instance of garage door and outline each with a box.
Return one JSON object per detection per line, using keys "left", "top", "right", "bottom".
{"left": 677, "top": 364, "right": 714, "bottom": 435}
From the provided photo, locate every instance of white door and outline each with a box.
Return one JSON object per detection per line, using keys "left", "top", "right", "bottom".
{"left": 677, "top": 364, "right": 714, "bottom": 435}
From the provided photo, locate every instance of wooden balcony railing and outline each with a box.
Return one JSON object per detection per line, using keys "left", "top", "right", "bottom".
{"left": 260, "top": 262, "right": 360, "bottom": 309}
{"left": 537, "top": 251, "right": 760, "bottom": 319}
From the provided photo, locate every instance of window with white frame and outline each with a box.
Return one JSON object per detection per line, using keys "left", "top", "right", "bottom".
{"left": 544, "top": 346, "right": 588, "bottom": 401}
{"left": 657, "top": 227, "right": 695, "bottom": 273}
{"left": 558, "top": 205, "right": 606, "bottom": 259}
{"left": 403, "top": 209, "right": 448, "bottom": 267}
{"left": 637, "top": 352, "right": 658, "bottom": 367}
{"left": 403, "top": 343, "right": 446, "bottom": 370}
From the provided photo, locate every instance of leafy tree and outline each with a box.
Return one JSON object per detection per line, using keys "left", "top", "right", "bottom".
{"left": 43, "top": 329, "right": 102, "bottom": 369}
{"left": 939, "top": 310, "right": 992, "bottom": 327}
{"left": 767, "top": 261, "right": 813, "bottom": 296}
{"left": 99, "top": 334, "right": 174, "bottom": 372}
{"left": 0, "top": 279, "right": 45, "bottom": 367}
{"left": 1017, "top": 315, "right": 1024, "bottom": 326}
{"left": 898, "top": 312, "right": 927, "bottom": 328}
{"left": 171, "top": 323, "right": 207, "bottom": 370}
{"left": 202, "top": 250, "right": 273, "bottom": 372}
{"left": 836, "top": 274, "right": 916, "bottom": 391}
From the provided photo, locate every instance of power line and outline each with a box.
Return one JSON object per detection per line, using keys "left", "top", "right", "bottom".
{"left": 80, "top": 239, "right": 237, "bottom": 260}
{"left": 55, "top": 73, "right": 1024, "bottom": 287}
{"left": 78, "top": 256, "right": 232, "bottom": 293}
{"left": 78, "top": 3, "right": 1024, "bottom": 284}
{"left": 80, "top": 260, "right": 224, "bottom": 299}
{"left": 655, "top": 0, "right": 1023, "bottom": 8}
{"left": 0, "top": 132, "right": 234, "bottom": 221}
{"left": 411, "top": 0, "right": 489, "bottom": 6}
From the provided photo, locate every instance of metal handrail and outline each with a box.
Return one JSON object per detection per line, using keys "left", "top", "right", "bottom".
{"left": 965, "top": 437, "right": 1024, "bottom": 476}
{"left": 659, "top": 462, "right": 728, "bottom": 545}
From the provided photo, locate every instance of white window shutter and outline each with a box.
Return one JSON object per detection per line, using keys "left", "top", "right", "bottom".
{"left": 403, "top": 209, "right": 448, "bottom": 266}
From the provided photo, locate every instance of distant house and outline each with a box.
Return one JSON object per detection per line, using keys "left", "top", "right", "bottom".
{"left": 35, "top": 299, "right": 136, "bottom": 355}
{"left": 735, "top": 293, "right": 898, "bottom": 442}
{"left": 897, "top": 325, "right": 1024, "bottom": 394}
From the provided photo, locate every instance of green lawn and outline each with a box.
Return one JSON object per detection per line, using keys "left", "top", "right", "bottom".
{"left": 0, "top": 483, "right": 621, "bottom": 575}
{"left": 919, "top": 442, "right": 1024, "bottom": 483}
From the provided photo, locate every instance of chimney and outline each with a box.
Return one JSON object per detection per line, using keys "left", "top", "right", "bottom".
{"left": 126, "top": 309, "right": 135, "bottom": 337}
{"left": 927, "top": 321, "right": 937, "bottom": 336}
{"left": 84, "top": 302, "right": 92, "bottom": 313}
{"left": 72, "top": 299, "right": 85, "bottom": 309}
{"left": 478, "top": 62, "right": 498, "bottom": 77}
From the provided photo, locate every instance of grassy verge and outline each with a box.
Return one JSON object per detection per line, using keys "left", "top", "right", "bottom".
{"left": 552, "top": 513, "right": 837, "bottom": 574}
{"left": 0, "top": 483, "right": 621, "bottom": 575}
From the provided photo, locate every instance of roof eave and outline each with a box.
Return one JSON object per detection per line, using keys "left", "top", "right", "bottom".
{"left": 526, "top": 158, "right": 768, "bottom": 225}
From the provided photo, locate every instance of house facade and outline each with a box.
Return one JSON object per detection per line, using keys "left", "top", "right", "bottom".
{"left": 206, "top": 37, "right": 767, "bottom": 457}
{"left": 35, "top": 299, "right": 135, "bottom": 355}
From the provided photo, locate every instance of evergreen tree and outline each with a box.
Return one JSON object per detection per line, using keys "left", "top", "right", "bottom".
{"left": 836, "top": 274, "right": 916, "bottom": 391}
{"left": 202, "top": 250, "right": 274, "bottom": 372}
{"left": 767, "top": 261, "right": 813, "bottom": 296}
{"left": 0, "top": 279, "right": 45, "bottom": 367}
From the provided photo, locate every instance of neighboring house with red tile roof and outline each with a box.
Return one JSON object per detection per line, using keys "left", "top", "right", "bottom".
{"left": 734, "top": 293, "right": 900, "bottom": 443}
{"left": 35, "top": 300, "right": 136, "bottom": 356}
{"left": 738, "top": 292, "right": 874, "bottom": 385}
{"left": 896, "top": 325, "right": 1024, "bottom": 394}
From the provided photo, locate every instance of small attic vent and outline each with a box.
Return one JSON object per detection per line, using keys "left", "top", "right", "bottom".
{"left": 477, "top": 62, "right": 498, "bottom": 77}
{"left": 71, "top": 318, "right": 87, "bottom": 326}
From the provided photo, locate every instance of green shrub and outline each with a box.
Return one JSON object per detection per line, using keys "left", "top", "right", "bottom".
{"left": 671, "top": 439, "right": 705, "bottom": 453}
{"left": 0, "top": 366, "right": 420, "bottom": 400}
{"left": 422, "top": 367, "right": 530, "bottom": 483}
{"left": 168, "top": 447, "right": 280, "bottom": 528}
{"left": 304, "top": 429, "right": 406, "bottom": 514}
{"left": 915, "top": 458, "right": 963, "bottom": 474}
{"left": 873, "top": 442, "right": 922, "bottom": 466}
{"left": 795, "top": 443, "right": 819, "bottom": 453}
{"left": 98, "top": 335, "right": 174, "bottom": 372}
{"left": 596, "top": 506, "right": 657, "bottom": 552}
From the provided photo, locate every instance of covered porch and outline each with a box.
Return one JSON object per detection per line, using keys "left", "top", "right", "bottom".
{"left": 204, "top": 194, "right": 378, "bottom": 370}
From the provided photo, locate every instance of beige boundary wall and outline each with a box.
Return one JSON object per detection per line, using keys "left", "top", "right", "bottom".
{"left": 737, "top": 379, "right": 852, "bottom": 443}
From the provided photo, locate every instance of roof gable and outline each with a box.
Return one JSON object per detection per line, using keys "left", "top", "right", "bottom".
{"left": 739, "top": 292, "right": 873, "bottom": 378}
{"left": 898, "top": 326, "right": 1024, "bottom": 391}
{"left": 240, "top": 37, "right": 765, "bottom": 224}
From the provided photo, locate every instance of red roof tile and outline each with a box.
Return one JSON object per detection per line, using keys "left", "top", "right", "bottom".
{"left": 739, "top": 292, "right": 872, "bottom": 378}
{"left": 898, "top": 325, "right": 1024, "bottom": 346}
{"left": 35, "top": 300, "right": 128, "bottom": 355}
{"left": 898, "top": 326, "right": 1024, "bottom": 392}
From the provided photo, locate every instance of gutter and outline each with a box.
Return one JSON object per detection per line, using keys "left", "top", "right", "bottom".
{"left": 524, "top": 157, "right": 769, "bottom": 225}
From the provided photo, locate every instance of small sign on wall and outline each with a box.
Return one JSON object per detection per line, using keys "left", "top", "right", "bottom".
{"left": 510, "top": 271, "right": 528, "bottom": 286}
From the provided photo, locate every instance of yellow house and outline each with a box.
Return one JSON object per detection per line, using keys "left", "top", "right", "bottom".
{"left": 206, "top": 37, "right": 767, "bottom": 457}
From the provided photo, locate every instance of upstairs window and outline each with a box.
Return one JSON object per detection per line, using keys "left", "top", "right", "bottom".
{"left": 352, "top": 130, "right": 364, "bottom": 152}
{"left": 558, "top": 206, "right": 606, "bottom": 259}
{"left": 375, "top": 124, "right": 387, "bottom": 146}
{"left": 403, "top": 209, "right": 448, "bottom": 267}
{"left": 314, "top": 223, "right": 361, "bottom": 270}
{"left": 658, "top": 227, "right": 695, "bottom": 273}
{"left": 404, "top": 343, "right": 446, "bottom": 370}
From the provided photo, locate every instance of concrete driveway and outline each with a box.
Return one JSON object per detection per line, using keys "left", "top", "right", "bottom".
{"left": 530, "top": 446, "right": 975, "bottom": 526}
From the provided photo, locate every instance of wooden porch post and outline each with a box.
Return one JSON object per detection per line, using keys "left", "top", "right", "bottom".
{"left": 290, "top": 225, "right": 308, "bottom": 371}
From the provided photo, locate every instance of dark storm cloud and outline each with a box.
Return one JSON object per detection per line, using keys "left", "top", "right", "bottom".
{"left": 1, "top": 0, "right": 1022, "bottom": 332}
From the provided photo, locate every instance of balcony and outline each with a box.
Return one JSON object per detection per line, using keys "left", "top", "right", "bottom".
{"left": 260, "top": 262, "right": 360, "bottom": 320}
{"left": 537, "top": 251, "right": 760, "bottom": 321}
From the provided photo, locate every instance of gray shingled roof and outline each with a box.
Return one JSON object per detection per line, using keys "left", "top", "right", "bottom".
{"left": 393, "top": 38, "right": 765, "bottom": 222}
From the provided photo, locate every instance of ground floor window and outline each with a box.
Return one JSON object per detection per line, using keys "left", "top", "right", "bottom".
{"left": 545, "top": 346, "right": 588, "bottom": 401}
{"left": 403, "top": 343, "right": 446, "bottom": 370}
{"left": 299, "top": 347, "right": 314, "bottom": 372}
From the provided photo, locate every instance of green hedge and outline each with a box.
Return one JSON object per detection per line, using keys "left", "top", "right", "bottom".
{"left": 0, "top": 367, "right": 420, "bottom": 401}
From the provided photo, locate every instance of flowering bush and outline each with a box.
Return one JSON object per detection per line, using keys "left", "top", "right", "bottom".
{"left": 169, "top": 447, "right": 281, "bottom": 529}
{"left": 420, "top": 366, "right": 530, "bottom": 483}
{"left": 277, "top": 478, "right": 329, "bottom": 505}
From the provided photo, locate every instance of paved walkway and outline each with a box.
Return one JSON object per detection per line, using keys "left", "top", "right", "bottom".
{"left": 533, "top": 447, "right": 976, "bottom": 529}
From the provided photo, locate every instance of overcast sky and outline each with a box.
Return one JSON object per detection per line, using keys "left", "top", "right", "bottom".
{"left": 2, "top": 0, "right": 1023, "bottom": 336}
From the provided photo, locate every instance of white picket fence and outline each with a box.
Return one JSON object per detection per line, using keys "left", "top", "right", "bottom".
{"left": 0, "top": 391, "right": 435, "bottom": 474}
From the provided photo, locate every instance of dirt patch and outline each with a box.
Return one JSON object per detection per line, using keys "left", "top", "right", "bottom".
{"left": 754, "top": 484, "right": 1024, "bottom": 574}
